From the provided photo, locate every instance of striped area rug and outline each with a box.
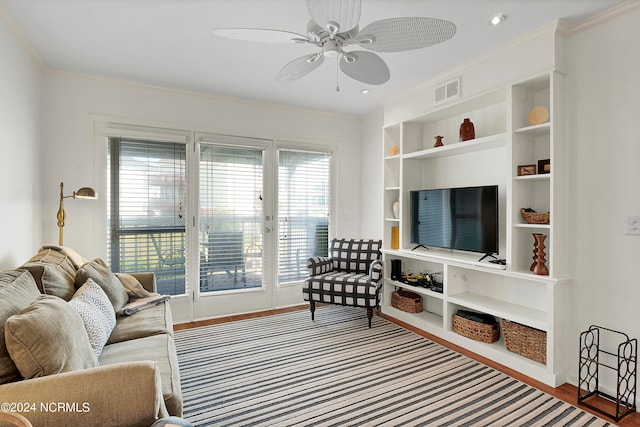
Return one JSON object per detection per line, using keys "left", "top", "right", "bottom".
{"left": 175, "top": 306, "right": 610, "bottom": 426}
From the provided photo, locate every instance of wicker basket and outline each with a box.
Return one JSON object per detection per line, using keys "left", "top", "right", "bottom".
{"left": 391, "top": 290, "right": 423, "bottom": 313}
{"left": 452, "top": 314, "right": 500, "bottom": 343}
{"left": 520, "top": 208, "right": 550, "bottom": 225}
{"left": 502, "top": 320, "right": 547, "bottom": 364}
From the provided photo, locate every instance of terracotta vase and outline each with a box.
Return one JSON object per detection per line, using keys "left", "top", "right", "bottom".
{"left": 459, "top": 118, "right": 475, "bottom": 141}
{"left": 532, "top": 233, "right": 549, "bottom": 276}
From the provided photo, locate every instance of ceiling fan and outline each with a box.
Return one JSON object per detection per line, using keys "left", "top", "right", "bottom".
{"left": 212, "top": 0, "right": 456, "bottom": 89}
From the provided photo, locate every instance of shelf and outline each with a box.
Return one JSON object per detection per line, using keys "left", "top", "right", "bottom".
{"left": 383, "top": 305, "right": 443, "bottom": 330}
{"left": 448, "top": 292, "right": 547, "bottom": 331}
{"left": 403, "top": 133, "right": 506, "bottom": 160}
{"left": 514, "top": 223, "right": 550, "bottom": 230}
{"left": 384, "top": 217, "right": 400, "bottom": 222}
{"left": 514, "top": 122, "right": 550, "bottom": 136}
{"left": 384, "top": 154, "right": 401, "bottom": 161}
{"left": 384, "top": 186, "right": 400, "bottom": 191}
{"left": 514, "top": 174, "right": 551, "bottom": 182}
{"left": 386, "top": 279, "right": 444, "bottom": 300}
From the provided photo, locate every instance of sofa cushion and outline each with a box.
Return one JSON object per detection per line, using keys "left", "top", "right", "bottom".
{"left": 75, "top": 258, "right": 129, "bottom": 312}
{"left": 5, "top": 295, "right": 98, "bottom": 379}
{"left": 19, "top": 248, "right": 77, "bottom": 300}
{"left": 0, "top": 270, "right": 42, "bottom": 384}
{"left": 99, "top": 333, "right": 183, "bottom": 416}
{"left": 69, "top": 278, "right": 117, "bottom": 357}
{"left": 107, "top": 301, "right": 173, "bottom": 345}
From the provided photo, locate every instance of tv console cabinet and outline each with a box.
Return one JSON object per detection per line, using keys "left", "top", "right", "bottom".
{"left": 381, "top": 71, "right": 570, "bottom": 387}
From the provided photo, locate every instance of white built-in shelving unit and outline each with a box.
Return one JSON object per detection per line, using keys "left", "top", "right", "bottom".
{"left": 381, "top": 71, "right": 570, "bottom": 387}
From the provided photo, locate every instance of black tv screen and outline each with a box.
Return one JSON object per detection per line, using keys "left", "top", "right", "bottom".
{"left": 410, "top": 185, "right": 499, "bottom": 255}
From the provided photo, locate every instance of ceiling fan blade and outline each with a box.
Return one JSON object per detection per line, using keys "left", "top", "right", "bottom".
{"left": 212, "top": 28, "right": 308, "bottom": 44}
{"left": 356, "top": 17, "right": 456, "bottom": 52}
{"left": 276, "top": 53, "right": 325, "bottom": 83}
{"left": 307, "top": 0, "right": 361, "bottom": 34}
{"left": 339, "top": 51, "right": 390, "bottom": 85}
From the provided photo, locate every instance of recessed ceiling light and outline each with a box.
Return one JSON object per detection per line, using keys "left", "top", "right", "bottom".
{"left": 489, "top": 14, "right": 507, "bottom": 26}
{"left": 361, "top": 89, "right": 370, "bottom": 95}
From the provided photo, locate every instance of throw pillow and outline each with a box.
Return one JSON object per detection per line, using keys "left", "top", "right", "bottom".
{"left": 0, "top": 270, "right": 42, "bottom": 385}
{"left": 4, "top": 295, "right": 98, "bottom": 379}
{"left": 115, "top": 273, "right": 152, "bottom": 298}
{"left": 69, "top": 278, "right": 116, "bottom": 357}
{"left": 75, "top": 258, "right": 129, "bottom": 312}
{"left": 19, "top": 249, "right": 77, "bottom": 300}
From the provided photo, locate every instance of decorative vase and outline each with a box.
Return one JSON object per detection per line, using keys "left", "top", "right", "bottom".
{"left": 433, "top": 135, "right": 444, "bottom": 147}
{"left": 459, "top": 118, "right": 475, "bottom": 141}
{"left": 389, "top": 145, "right": 400, "bottom": 156}
{"left": 392, "top": 200, "right": 400, "bottom": 219}
{"left": 532, "top": 233, "right": 549, "bottom": 276}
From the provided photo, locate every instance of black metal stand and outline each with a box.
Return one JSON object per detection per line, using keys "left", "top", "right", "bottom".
{"left": 578, "top": 325, "right": 637, "bottom": 422}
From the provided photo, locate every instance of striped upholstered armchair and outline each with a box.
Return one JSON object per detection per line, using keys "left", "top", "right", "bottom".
{"left": 303, "top": 238, "right": 383, "bottom": 328}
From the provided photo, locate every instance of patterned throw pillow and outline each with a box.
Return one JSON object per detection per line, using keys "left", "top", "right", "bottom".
{"left": 69, "top": 278, "right": 117, "bottom": 357}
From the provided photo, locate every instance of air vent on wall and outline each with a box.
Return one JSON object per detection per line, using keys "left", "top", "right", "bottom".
{"left": 434, "top": 77, "right": 460, "bottom": 105}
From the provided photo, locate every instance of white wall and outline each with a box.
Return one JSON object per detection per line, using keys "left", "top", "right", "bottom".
{"left": 40, "top": 72, "right": 363, "bottom": 258}
{"left": 359, "top": 109, "right": 384, "bottom": 240}
{"left": 0, "top": 6, "right": 43, "bottom": 268}
{"left": 566, "top": 4, "right": 640, "bottom": 385}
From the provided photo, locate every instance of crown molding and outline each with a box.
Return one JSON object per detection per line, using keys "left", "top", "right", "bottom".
{"left": 566, "top": 0, "right": 640, "bottom": 33}
{"left": 0, "top": 0, "right": 45, "bottom": 70}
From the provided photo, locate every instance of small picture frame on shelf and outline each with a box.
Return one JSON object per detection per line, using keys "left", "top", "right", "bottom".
{"left": 538, "top": 159, "right": 551, "bottom": 174}
{"left": 517, "top": 164, "right": 536, "bottom": 176}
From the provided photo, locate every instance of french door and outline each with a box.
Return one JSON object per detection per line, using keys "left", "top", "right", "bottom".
{"left": 107, "top": 127, "right": 332, "bottom": 321}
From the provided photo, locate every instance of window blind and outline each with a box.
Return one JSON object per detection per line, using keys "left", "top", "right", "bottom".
{"left": 278, "top": 149, "right": 331, "bottom": 284}
{"left": 199, "top": 140, "right": 264, "bottom": 292}
{"left": 107, "top": 138, "right": 187, "bottom": 296}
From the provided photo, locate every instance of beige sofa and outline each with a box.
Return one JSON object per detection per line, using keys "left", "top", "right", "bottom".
{"left": 0, "top": 247, "right": 182, "bottom": 427}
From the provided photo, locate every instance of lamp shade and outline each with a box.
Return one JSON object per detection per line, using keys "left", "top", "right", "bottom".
{"left": 74, "top": 187, "right": 98, "bottom": 199}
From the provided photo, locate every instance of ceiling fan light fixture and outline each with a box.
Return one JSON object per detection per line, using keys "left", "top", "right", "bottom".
{"left": 306, "top": 54, "right": 321, "bottom": 63}
{"left": 323, "top": 39, "right": 341, "bottom": 57}
{"left": 489, "top": 14, "right": 507, "bottom": 26}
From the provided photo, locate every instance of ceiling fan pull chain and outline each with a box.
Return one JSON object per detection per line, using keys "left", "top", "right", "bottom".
{"left": 335, "top": 55, "right": 340, "bottom": 92}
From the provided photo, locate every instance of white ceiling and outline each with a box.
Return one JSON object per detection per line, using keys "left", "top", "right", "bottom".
{"left": 3, "top": 0, "right": 624, "bottom": 115}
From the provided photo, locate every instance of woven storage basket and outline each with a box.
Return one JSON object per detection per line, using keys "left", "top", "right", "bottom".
{"left": 452, "top": 314, "right": 500, "bottom": 343}
{"left": 391, "top": 290, "right": 423, "bottom": 313}
{"left": 520, "top": 208, "right": 550, "bottom": 225}
{"left": 502, "top": 320, "right": 547, "bottom": 364}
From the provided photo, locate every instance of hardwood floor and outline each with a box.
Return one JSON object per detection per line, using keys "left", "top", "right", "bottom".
{"left": 174, "top": 305, "right": 640, "bottom": 426}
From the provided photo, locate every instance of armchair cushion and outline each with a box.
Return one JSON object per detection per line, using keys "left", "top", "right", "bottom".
{"left": 304, "top": 271, "right": 379, "bottom": 307}
{"left": 330, "top": 239, "right": 382, "bottom": 274}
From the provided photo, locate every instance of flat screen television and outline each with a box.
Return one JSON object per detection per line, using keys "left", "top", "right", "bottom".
{"left": 409, "top": 185, "right": 499, "bottom": 257}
